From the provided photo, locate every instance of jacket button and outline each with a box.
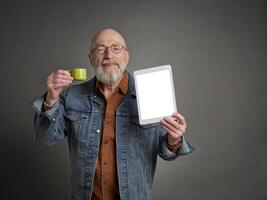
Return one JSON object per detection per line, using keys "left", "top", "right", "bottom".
{"left": 85, "top": 182, "right": 91, "bottom": 188}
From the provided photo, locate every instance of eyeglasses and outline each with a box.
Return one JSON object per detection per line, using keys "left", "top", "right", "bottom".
{"left": 91, "top": 43, "right": 127, "bottom": 55}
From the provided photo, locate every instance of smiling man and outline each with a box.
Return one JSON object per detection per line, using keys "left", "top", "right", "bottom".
{"left": 31, "top": 28, "right": 194, "bottom": 200}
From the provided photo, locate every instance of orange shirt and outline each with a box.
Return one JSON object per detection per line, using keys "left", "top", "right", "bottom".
{"left": 91, "top": 72, "right": 128, "bottom": 200}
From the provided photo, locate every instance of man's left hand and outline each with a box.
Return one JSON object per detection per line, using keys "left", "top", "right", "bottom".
{"left": 161, "top": 112, "right": 187, "bottom": 146}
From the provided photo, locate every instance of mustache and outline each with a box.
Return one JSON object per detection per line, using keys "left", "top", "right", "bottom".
{"left": 102, "top": 59, "right": 117, "bottom": 65}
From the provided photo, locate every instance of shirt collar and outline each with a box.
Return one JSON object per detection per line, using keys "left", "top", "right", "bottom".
{"left": 95, "top": 71, "right": 129, "bottom": 95}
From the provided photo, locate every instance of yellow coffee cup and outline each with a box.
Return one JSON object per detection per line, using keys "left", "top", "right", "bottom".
{"left": 70, "top": 68, "right": 87, "bottom": 81}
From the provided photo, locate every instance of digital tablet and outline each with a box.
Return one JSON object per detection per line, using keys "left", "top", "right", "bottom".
{"left": 133, "top": 65, "right": 177, "bottom": 125}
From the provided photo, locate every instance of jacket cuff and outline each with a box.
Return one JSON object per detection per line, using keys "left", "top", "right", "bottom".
{"left": 175, "top": 136, "right": 194, "bottom": 155}
{"left": 161, "top": 135, "right": 194, "bottom": 158}
{"left": 31, "top": 94, "right": 59, "bottom": 121}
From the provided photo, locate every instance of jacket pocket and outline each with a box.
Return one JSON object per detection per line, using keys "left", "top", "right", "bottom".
{"left": 64, "top": 109, "right": 90, "bottom": 141}
{"left": 64, "top": 109, "right": 89, "bottom": 121}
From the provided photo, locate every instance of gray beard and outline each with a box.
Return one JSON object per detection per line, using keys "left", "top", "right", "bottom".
{"left": 94, "top": 63, "right": 126, "bottom": 85}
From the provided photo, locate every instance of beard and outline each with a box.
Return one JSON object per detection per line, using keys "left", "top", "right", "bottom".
{"left": 94, "top": 60, "right": 127, "bottom": 85}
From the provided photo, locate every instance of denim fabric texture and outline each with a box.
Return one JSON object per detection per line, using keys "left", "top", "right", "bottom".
{"left": 31, "top": 72, "right": 194, "bottom": 200}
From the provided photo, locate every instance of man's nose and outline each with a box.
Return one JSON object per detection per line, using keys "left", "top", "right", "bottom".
{"left": 103, "top": 47, "right": 112, "bottom": 58}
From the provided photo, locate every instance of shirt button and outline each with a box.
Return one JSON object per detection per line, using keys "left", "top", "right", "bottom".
{"left": 52, "top": 118, "right": 56, "bottom": 122}
{"left": 103, "top": 161, "right": 107, "bottom": 165}
{"left": 96, "top": 129, "right": 100, "bottom": 133}
{"left": 104, "top": 140, "right": 108, "bottom": 144}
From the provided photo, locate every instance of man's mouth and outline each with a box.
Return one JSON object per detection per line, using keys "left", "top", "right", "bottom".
{"left": 101, "top": 60, "right": 117, "bottom": 68}
{"left": 102, "top": 63, "right": 115, "bottom": 67}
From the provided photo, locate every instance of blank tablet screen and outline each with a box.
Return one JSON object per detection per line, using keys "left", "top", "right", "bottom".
{"left": 134, "top": 65, "right": 177, "bottom": 125}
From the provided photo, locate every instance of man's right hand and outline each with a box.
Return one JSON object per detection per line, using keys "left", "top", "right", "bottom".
{"left": 45, "top": 70, "right": 73, "bottom": 106}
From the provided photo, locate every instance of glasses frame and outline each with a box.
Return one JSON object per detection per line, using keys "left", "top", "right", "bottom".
{"left": 90, "top": 43, "right": 128, "bottom": 56}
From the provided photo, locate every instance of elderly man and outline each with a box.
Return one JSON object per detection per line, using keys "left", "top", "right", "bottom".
{"left": 31, "top": 28, "right": 194, "bottom": 200}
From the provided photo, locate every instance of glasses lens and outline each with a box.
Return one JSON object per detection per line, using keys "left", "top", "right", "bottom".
{"left": 95, "top": 46, "right": 105, "bottom": 54}
{"left": 111, "top": 44, "right": 123, "bottom": 54}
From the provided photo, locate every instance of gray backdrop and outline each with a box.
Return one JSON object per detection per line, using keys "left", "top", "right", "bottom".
{"left": 0, "top": 0, "right": 266, "bottom": 199}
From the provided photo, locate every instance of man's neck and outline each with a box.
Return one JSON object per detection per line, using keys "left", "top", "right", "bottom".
{"left": 99, "top": 77, "right": 123, "bottom": 100}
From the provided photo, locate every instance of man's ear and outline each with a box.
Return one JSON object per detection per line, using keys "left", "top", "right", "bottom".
{"left": 125, "top": 51, "right": 130, "bottom": 64}
{"left": 88, "top": 53, "right": 93, "bottom": 65}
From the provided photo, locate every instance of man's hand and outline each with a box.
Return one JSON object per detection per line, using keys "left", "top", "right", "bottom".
{"left": 45, "top": 70, "right": 73, "bottom": 106}
{"left": 161, "top": 112, "right": 187, "bottom": 147}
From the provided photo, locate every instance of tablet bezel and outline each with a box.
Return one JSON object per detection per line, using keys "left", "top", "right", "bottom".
{"left": 133, "top": 65, "right": 177, "bottom": 125}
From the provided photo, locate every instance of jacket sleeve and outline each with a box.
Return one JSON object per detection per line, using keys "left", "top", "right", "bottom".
{"left": 158, "top": 125, "right": 195, "bottom": 161}
{"left": 30, "top": 89, "right": 68, "bottom": 146}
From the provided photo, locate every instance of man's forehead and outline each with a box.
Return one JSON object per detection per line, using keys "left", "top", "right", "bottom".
{"left": 94, "top": 39, "right": 124, "bottom": 46}
{"left": 91, "top": 29, "right": 126, "bottom": 48}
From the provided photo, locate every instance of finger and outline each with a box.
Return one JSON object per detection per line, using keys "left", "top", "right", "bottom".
{"left": 47, "top": 78, "right": 72, "bottom": 88}
{"left": 53, "top": 73, "right": 73, "bottom": 81}
{"left": 163, "top": 117, "right": 183, "bottom": 131}
{"left": 163, "top": 119, "right": 185, "bottom": 133}
{"left": 162, "top": 124, "right": 182, "bottom": 140}
{"left": 53, "top": 81, "right": 72, "bottom": 89}
{"left": 47, "top": 78, "right": 55, "bottom": 86}
{"left": 172, "top": 112, "right": 187, "bottom": 127}
{"left": 162, "top": 118, "right": 179, "bottom": 133}
{"left": 47, "top": 71, "right": 72, "bottom": 82}
{"left": 47, "top": 73, "right": 54, "bottom": 81}
{"left": 55, "top": 69, "right": 72, "bottom": 76}
{"left": 48, "top": 76, "right": 71, "bottom": 84}
{"left": 52, "top": 79, "right": 72, "bottom": 85}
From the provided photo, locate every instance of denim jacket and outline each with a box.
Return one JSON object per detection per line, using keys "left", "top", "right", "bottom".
{"left": 31, "top": 72, "right": 194, "bottom": 200}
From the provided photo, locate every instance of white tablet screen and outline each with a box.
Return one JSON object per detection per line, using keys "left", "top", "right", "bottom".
{"left": 134, "top": 65, "right": 177, "bottom": 125}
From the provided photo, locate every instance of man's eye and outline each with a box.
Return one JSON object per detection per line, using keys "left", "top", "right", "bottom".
{"left": 97, "top": 48, "right": 105, "bottom": 51}
{"left": 112, "top": 46, "right": 121, "bottom": 50}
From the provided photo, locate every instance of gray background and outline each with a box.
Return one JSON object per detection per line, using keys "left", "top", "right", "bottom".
{"left": 0, "top": 0, "right": 266, "bottom": 199}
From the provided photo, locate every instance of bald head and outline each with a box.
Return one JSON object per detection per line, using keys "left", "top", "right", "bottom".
{"left": 90, "top": 28, "right": 127, "bottom": 51}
